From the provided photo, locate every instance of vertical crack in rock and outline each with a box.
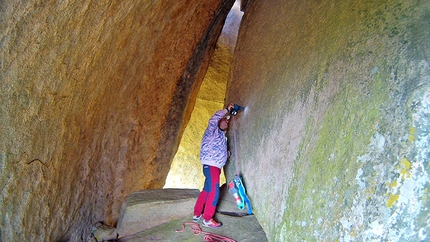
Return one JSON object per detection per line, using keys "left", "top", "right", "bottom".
{"left": 152, "top": 0, "right": 236, "bottom": 187}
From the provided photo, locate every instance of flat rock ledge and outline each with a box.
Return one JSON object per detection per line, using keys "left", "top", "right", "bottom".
{"left": 113, "top": 186, "right": 267, "bottom": 241}
{"left": 116, "top": 189, "right": 200, "bottom": 237}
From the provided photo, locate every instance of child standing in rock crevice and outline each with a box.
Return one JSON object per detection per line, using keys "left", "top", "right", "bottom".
{"left": 193, "top": 103, "right": 234, "bottom": 228}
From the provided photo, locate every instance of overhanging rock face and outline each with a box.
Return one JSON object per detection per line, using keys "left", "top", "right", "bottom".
{"left": 0, "top": 0, "right": 234, "bottom": 241}
{"left": 116, "top": 189, "right": 200, "bottom": 237}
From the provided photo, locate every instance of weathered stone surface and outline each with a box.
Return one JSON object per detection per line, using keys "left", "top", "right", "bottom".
{"left": 118, "top": 214, "right": 267, "bottom": 242}
{"left": 1, "top": 0, "right": 429, "bottom": 241}
{"left": 91, "top": 222, "right": 117, "bottom": 242}
{"left": 117, "top": 186, "right": 267, "bottom": 242}
{"left": 164, "top": 1, "right": 243, "bottom": 190}
{"left": 116, "top": 189, "right": 200, "bottom": 237}
{"left": 226, "top": 0, "right": 430, "bottom": 241}
{"left": 164, "top": 43, "right": 232, "bottom": 190}
{"left": 0, "top": 0, "right": 234, "bottom": 241}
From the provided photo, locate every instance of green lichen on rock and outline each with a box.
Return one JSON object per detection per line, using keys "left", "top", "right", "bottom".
{"left": 227, "top": 0, "right": 429, "bottom": 241}
{"left": 278, "top": 69, "right": 390, "bottom": 240}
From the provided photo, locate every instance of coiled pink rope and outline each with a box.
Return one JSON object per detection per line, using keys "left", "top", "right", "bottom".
{"left": 176, "top": 222, "right": 236, "bottom": 242}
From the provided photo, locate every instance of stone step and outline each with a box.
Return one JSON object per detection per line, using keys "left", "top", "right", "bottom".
{"left": 115, "top": 185, "right": 267, "bottom": 241}
{"left": 117, "top": 212, "right": 267, "bottom": 242}
{"left": 116, "top": 188, "right": 200, "bottom": 237}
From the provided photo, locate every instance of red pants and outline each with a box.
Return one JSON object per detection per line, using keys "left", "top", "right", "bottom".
{"left": 194, "top": 165, "right": 221, "bottom": 221}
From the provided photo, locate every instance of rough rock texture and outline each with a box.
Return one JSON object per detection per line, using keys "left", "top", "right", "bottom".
{"left": 0, "top": 0, "right": 234, "bottom": 241}
{"left": 226, "top": 0, "right": 430, "bottom": 241}
{"left": 1, "top": 0, "right": 429, "bottom": 241}
{"left": 117, "top": 186, "right": 267, "bottom": 242}
{"left": 163, "top": 43, "right": 231, "bottom": 189}
{"left": 116, "top": 189, "right": 200, "bottom": 237}
{"left": 164, "top": 1, "right": 243, "bottom": 190}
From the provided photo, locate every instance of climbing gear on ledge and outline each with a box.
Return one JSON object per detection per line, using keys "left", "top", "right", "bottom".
{"left": 176, "top": 222, "right": 236, "bottom": 242}
{"left": 228, "top": 181, "right": 243, "bottom": 209}
{"left": 229, "top": 175, "right": 253, "bottom": 215}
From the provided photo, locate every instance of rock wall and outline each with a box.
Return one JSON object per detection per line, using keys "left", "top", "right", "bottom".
{"left": 2, "top": 0, "right": 429, "bottom": 241}
{"left": 226, "top": 0, "right": 430, "bottom": 241}
{"left": 0, "top": 0, "right": 234, "bottom": 241}
{"left": 164, "top": 43, "right": 232, "bottom": 189}
{"left": 165, "top": 0, "right": 243, "bottom": 190}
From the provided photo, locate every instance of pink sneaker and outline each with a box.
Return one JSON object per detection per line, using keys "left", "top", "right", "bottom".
{"left": 202, "top": 219, "right": 222, "bottom": 228}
